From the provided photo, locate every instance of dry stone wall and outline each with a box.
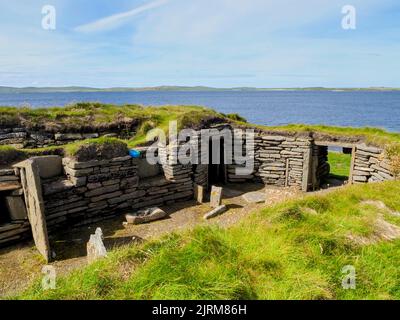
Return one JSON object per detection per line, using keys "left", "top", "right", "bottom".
{"left": 352, "top": 144, "right": 395, "bottom": 183}
{"left": 0, "top": 168, "right": 30, "bottom": 245}
{"left": 1, "top": 125, "right": 399, "bottom": 250}
{"left": 0, "top": 126, "right": 138, "bottom": 149}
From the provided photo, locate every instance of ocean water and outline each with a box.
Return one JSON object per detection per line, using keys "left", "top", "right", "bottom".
{"left": 0, "top": 90, "right": 399, "bottom": 132}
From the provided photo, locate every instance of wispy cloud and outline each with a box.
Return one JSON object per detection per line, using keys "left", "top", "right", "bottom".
{"left": 74, "top": 0, "right": 169, "bottom": 33}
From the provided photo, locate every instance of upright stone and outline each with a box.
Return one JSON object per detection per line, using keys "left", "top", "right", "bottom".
{"left": 87, "top": 228, "right": 107, "bottom": 263}
{"left": 210, "top": 186, "right": 223, "bottom": 208}
{"left": 194, "top": 184, "right": 204, "bottom": 204}
{"left": 14, "top": 159, "right": 51, "bottom": 262}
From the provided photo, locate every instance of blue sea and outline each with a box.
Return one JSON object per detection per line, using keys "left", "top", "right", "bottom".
{"left": 0, "top": 90, "right": 399, "bottom": 132}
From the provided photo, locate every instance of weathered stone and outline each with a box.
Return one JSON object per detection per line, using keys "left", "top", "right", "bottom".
{"left": 0, "top": 169, "right": 15, "bottom": 176}
{"left": 357, "top": 144, "right": 382, "bottom": 154}
{"left": 261, "top": 136, "right": 286, "bottom": 141}
{"left": 194, "top": 184, "right": 204, "bottom": 203}
{"left": 353, "top": 175, "right": 368, "bottom": 182}
{"left": 87, "top": 182, "right": 102, "bottom": 190}
{"left": 65, "top": 166, "right": 94, "bottom": 177}
{"left": 82, "top": 133, "right": 99, "bottom": 139}
{"left": 13, "top": 159, "right": 51, "bottom": 262}
{"left": 203, "top": 205, "right": 227, "bottom": 219}
{"left": 210, "top": 186, "right": 223, "bottom": 208}
{"left": 91, "top": 191, "right": 123, "bottom": 202}
{"left": 5, "top": 196, "right": 28, "bottom": 220}
{"left": 63, "top": 157, "right": 108, "bottom": 169}
{"left": 87, "top": 228, "right": 107, "bottom": 263}
{"left": 55, "top": 133, "right": 83, "bottom": 141}
{"left": 43, "top": 179, "right": 74, "bottom": 196}
{"left": 85, "top": 184, "right": 120, "bottom": 198}
{"left": 0, "top": 175, "right": 18, "bottom": 182}
{"left": 69, "top": 176, "right": 87, "bottom": 187}
{"left": 242, "top": 191, "right": 266, "bottom": 204}
{"left": 125, "top": 207, "right": 167, "bottom": 225}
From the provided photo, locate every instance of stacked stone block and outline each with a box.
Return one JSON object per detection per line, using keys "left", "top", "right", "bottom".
{"left": 256, "top": 135, "right": 311, "bottom": 188}
{"left": 352, "top": 145, "right": 394, "bottom": 183}
{"left": 0, "top": 168, "right": 30, "bottom": 246}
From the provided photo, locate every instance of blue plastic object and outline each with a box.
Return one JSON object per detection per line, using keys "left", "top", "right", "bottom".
{"left": 129, "top": 149, "right": 141, "bottom": 158}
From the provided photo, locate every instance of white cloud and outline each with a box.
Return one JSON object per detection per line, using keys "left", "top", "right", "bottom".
{"left": 74, "top": 0, "right": 170, "bottom": 33}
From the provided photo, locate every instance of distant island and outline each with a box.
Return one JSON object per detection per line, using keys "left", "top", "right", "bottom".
{"left": 0, "top": 86, "right": 399, "bottom": 93}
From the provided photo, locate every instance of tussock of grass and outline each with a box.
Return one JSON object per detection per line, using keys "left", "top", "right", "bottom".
{"left": 16, "top": 181, "right": 400, "bottom": 300}
{"left": 65, "top": 137, "right": 128, "bottom": 161}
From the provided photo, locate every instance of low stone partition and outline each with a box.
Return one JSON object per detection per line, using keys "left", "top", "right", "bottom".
{"left": 352, "top": 144, "right": 395, "bottom": 183}
{"left": 1, "top": 125, "right": 399, "bottom": 255}
{"left": 42, "top": 156, "right": 139, "bottom": 229}
{"left": 41, "top": 152, "right": 194, "bottom": 230}
{"left": 255, "top": 135, "right": 312, "bottom": 189}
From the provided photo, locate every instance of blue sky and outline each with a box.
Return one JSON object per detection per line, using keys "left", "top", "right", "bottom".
{"left": 0, "top": 0, "right": 399, "bottom": 88}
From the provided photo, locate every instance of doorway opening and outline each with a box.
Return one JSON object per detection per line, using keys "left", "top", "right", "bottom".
{"left": 314, "top": 145, "right": 352, "bottom": 189}
{"left": 208, "top": 136, "right": 227, "bottom": 188}
{"left": 0, "top": 194, "right": 12, "bottom": 225}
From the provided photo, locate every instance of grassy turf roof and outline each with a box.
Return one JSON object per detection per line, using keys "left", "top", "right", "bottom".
{"left": 0, "top": 103, "right": 399, "bottom": 165}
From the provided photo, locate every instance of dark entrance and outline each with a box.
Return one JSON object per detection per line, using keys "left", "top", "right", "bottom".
{"left": 208, "top": 136, "right": 227, "bottom": 187}
{"left": 0, "top": 194, "right": 11, "bottom": 224}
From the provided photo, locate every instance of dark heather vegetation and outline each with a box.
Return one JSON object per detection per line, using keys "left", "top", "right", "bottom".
{"left": 15, "top": 181, "right": 400, "bottom": 300}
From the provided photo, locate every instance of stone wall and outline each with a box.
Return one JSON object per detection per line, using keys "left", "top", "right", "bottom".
{"left": 255, "top": 134, "right": 312, "bottom": 188}
{"left": 0, "top": 127, "right": 135, "bottom": 149}
{"left": 42, "top": 153, "right": 193, "bottom": 231}
{"left": 352, "top": 144, "right": 395, "bottom": 183}
{"left": 0, "top": 126, "right": 398, "bottom": 250}
{"left": 0, "top": 168, "right": 30, "bottom": 245}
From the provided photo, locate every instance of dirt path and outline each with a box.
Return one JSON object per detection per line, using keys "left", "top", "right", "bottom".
{"left": 0, "top": 183, "right": 302, "bottom": 298}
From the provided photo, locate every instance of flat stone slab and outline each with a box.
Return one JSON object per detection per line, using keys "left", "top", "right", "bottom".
{"left": 203, "top": 205, "right": 227, "bottom": 220}
{"left": 242, "top": 191, "right": 266, "bottom": 204}
{"left": 126, "top": 207, "right": 168, "bottom": 225}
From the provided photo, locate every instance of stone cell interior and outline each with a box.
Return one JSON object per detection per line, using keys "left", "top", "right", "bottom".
{"left": 0, "top": 125, "right": 396, "bottom": 260}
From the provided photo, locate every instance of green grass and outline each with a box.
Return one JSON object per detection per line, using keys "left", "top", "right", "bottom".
{"left": 15, "top": 181, "right": 400, "bottom": 300}
{"left": 255, "top": 123, "right": 400, "bottom": 146}
{"left": 0, "top": 103, "right": 221, "bottom": 128}
{"left": 328, "top": 151, "right": 352, "bottom": 179}
{"left": 0, "top": 145, "right": 26, "bottom": 165}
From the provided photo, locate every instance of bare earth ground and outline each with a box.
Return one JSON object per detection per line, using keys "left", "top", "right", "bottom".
{"left": 0, "top": 183, "right": 303, "bottom": 298}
